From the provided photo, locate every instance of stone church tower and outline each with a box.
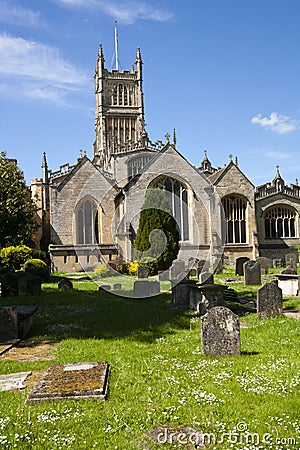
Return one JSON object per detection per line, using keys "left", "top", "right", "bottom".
{"left": 93, "top": 45, "right": 147, "bottom": 171}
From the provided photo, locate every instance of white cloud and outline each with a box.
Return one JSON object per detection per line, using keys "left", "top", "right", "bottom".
{"left": 55, "top": 0, "right": 173, "bottom": 24}
{"left": 0, "top": 34, "right": 88, "bottom": 104}
{"left": 0, "top": 1, "right": 41, "bottom": 27}
{"left": 251, "top": 112, "right": 300, "bottom": 134}
{"left": 264, "top": 151, "right": 290, "bottom": 159}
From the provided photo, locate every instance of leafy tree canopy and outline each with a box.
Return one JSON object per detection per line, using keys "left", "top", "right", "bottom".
{"left": 134, "top": 187, "right": 179, "bottom": 271}
{"left": 0, "top": 151, "right": 39, "bottom": 248}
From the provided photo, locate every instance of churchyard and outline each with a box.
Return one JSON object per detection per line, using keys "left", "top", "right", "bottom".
{"left": 0, "top": 265, "right": 299, "bottom": 449}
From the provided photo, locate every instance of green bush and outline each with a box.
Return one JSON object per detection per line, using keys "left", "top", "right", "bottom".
{"left": 24, "top": 258, "right": 49, "bottom": 281}
{"left": 127, "top": 261, "right": 139, "bottom": 276}
{"left": 32, "top": 249, "right": 48, "bottom": 262}
{"left": 139, "top": 257, "right": 158, "bottom": 276}
{"left": 0, "top": 245, "right": 33, "bottom": 270}
{"left": 92, "top": 264, "right": 113, "bottom": 278}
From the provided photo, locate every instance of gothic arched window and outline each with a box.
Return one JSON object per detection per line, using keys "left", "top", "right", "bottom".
{"left": 222, "top": 195, "right": 247, "bottom": 244}
{"left": 150, "top": 176, "right": 189, "bottom": 241}
{"left": 76, "top": 199, "right": 99, "bottom": 244}
{"left": 264, "top": 206, "right": 297, "bottom": 239}
{"left": 112, "top": 84, "right": 129, "bottom": 106}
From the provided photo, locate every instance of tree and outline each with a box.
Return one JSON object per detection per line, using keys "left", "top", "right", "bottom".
{"left": 134, "top": 187, "right": 179, "bottom": 271}
{"left": 0, "top": 151, "right": 39, "bottom": 248}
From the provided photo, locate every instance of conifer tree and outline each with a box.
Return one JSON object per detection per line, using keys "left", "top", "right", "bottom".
{"left": 0, "top": 151, "right": 39, "bottom": 248}
{"left": 134, "top": 187, "right": 179, "bottom": 271}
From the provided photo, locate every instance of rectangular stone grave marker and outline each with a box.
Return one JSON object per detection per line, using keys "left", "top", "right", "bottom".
{"left": 244, "top": 260, "right": 261, "bottom": 285}
{"left": 235, "top": 257, "right": 249, "bottom": 276}
{"left": 201, "top": 306, "right": 240, "bottom": 356}
{"left": 137, "top": 265, "right": 149, "bottom": 279}
{"left": 257, "top": 282, "right": 282, "bottom": 319}
{"left": 0, "top": 371, "right": 32, "bottom": 392}
{"left": 26, "top": 361, "right": 109, "bottom": 404}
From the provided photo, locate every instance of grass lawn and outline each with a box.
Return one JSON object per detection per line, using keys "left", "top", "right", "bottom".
{"left": 0, "top": 268, "right": 299, "bottom": 449}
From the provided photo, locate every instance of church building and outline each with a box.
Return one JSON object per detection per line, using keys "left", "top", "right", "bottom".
{"left": 31, "top": 43, "right": 300, "bottom": 273}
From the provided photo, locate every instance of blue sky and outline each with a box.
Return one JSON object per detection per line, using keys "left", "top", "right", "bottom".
{"left": 0, "top": 0, "right": 300, "bottom": 185}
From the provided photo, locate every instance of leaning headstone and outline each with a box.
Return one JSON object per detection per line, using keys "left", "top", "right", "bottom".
{"left": 235, "top": 257, "right": 250, "bottom": 276}
{"left": 257, "top": 282, "right": 282, "bottom": 319}
{"left": 244, "top": 260, "right": 261, "bottom": 285}
{"left": 199, "top": 271, "right": 214, "bottom": 285}
{"left": 137, "top": 265, "right": 149, "bottom": 279}
{"left": 201, "top": 306, "right": 240, "bottom": 356}
{"left": 0, "top": 307, "right": 19, "bottom": 340}
{"left": 170, "top": 260, "right": 186, "bottom": 280}
{"left": 285, "top": 252, "right": 298, "bottom": 267}
{"left": 256, "top": 257, "right": 273, "bottom": 275}
{"left": 58, "top": 278, "right": 73, "bottom": 291}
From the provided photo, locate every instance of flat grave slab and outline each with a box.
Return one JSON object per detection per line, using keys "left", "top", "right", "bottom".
{"left": 26, "top": 361, "right": 109, "bottom": 404}
{"left": 0, "top": 371, "right": 32, "bottom": 392}
{"left": 0, "top": 339, "right": 21, "bottom": 356}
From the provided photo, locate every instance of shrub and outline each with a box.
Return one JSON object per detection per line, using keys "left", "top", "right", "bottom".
{"left": 24, "top": 258, "right": 49, "bottom": 281}
{"left": 92, "top": 264, "right": 113, "bottom": 278}
{"left": 0, "top": 245, "right": 33, "bottom": 270}
{"left": 140, "top": 257, "right": 158, "bottom": 276}
{"left": 127, "top": 261, "right": 139, "bottom": 276}
{"left": 32, "top": 249, "right": 48, "bottom": 263}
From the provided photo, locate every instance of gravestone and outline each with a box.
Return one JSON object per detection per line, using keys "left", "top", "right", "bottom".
{"left": 98, "top": 284, "right": 111, "bottom": 291}
{"left": 281, "top": 267, "right": 297, "bottom": 275}
{"left": 15, "top": 272, "right": 32, "bottom": 295}
{"left": 26, "top": 362, "right": 109, "bottom": 404}
{"left": 256, "top": 257, "right": 273, "bottom": 275}
{"left": 285, "top": 252, "right": 298, "bottom": 267}
{"left": 201, "top": 306, "right": 240, "bottom": 356}
{"left": 30, "top": 276, "right": 42, "bottom": 295}
{"left": 58, "top": 278, "right": 73, "bottom": 290}
{"left": 257, "top": 282, "right": 282, "bottom": 319}
{"left": 0, "top": 307, "right": 19, "bottom": 340}
{"left": 170, "top": 260, "right": 186, "bottom": 280}
{"left": 172, "top": 279, "right": 197, "bottom": 309}
{"left": 0, "top": 371, "right": 32, "bottom": 392}
{"left": 137, "top": 265, "right": 149, "bottom": 279}
{"left": 158, "top": 270, "right": 169, "bottom": 281}
{"left": 244, "top": 260, "right": 261, "bottom": 285}
{"left": 199, "top": 271, "right": 214, "bottom": 285}
{"left": 134, "top": 280, "right": 160, "bottom": 298}
{"left": 235, "top": 257, "right": 250, "bottom": 276}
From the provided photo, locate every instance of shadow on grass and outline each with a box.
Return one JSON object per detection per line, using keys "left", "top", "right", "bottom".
{"left": 2, "top": 288, "right": 191, "bottom": 343}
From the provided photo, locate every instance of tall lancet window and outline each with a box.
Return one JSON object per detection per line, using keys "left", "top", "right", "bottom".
{"left": 150, "top": 176, "right": 190, "bottom": 241}
{"left": 222, "top": 195, "right": 247, "bottom": 244}
{"left": 76, "top": 199, "right": 99, "bottom": 244}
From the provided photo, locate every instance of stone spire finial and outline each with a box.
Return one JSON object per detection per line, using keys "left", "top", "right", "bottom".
{"left": 296, "top": 178, "right": 299, "bottom": 186}
{"left": 165, "top": 132, "right": 170, "bottom": 142}
{"left": 228, "top": 153, "right": 233, "bottom": 161}
{"left": 235, "top": 156, "right": 238, "bottom": 166}
{"left": 173, "top": 128, "right": 177, "bottom": 147}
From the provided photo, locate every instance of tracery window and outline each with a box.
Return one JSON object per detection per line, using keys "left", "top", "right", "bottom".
{"left": 222, "top": 196, "right": 247, "bottom": 244}
{"left": 264, "top": 206, "right": 296, "bottom": 239}
{"left": 127, "top": 155, "right": 153, "bottom": 179}
{"left": 150, "top": 177, "right": 189, "bottom": 241}
{"left": 76, "top": 199, "right": 99, "bottom": 244}
{"left": 112, "top": 84, "right": 130, "bottom": 106}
